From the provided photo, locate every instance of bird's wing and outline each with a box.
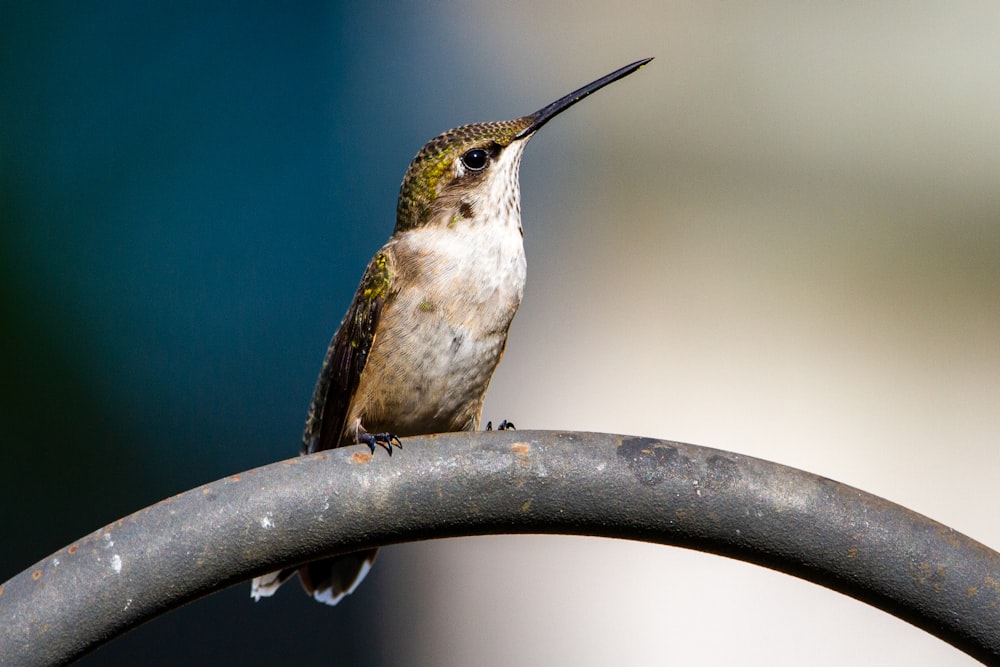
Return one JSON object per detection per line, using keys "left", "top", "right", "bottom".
{"left": 301, "top": 249, "right": 395, "bottom": 454}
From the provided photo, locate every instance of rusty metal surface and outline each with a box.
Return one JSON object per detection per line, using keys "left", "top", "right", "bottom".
{"left": 2, "top": 431, "right": 998, "bottom": 665}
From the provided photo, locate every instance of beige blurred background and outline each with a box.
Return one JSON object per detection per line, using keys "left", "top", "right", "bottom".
{"left": 375, "top": 3, "right": 1000, "bottom": 665}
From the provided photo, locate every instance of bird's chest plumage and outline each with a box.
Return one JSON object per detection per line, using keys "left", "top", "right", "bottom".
{"left": 350, "top": 220, "right": 526, "bottom": 435}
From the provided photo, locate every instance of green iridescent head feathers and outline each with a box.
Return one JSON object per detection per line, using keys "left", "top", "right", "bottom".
{"left": 394, "top": 117, "right": 532, "bottom": 232}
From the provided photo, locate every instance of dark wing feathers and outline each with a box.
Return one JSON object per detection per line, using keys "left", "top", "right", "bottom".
{"left": 301, "top": 251, "right": 394, "bottom": 454}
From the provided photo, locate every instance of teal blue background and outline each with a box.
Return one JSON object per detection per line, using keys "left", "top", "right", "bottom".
{"left": 2, "top": 3, "right": 444, "bottom": 663}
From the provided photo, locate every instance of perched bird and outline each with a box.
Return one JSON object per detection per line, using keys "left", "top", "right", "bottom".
{"left": 251, "top": 58, "right": 652, "bottom": 605}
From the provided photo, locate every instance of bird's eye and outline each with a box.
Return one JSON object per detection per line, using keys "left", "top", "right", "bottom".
{"left": 460, "top": 148, "right": 490, "bottom": 171}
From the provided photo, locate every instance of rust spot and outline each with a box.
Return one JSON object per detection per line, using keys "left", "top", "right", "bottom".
{"left": 847, "top": 547, "right": 858, "bottom": 559}
{"left": 230, "top": 474, "right": 241, "bottom": 482}
{"left": 350, "top": 452, "right": 373, "bottom": 464}
{"left": 521, "top": 500, "right": 532, "bottom": 512}
{"left": 68, "top": 544, "right": 78, "bottom": 555}
{"left": 510, "top": 442, "right": 531, "bottom": 456}
{"left": 32, "top": 570, "right": 42, "bottom": 581}
{"left": 202, "top": 488, "right": 211, "bottom": 495}
{"left": 910, "top": 561, "right": 947, "bottom": 592}
{"left": 968, "top": 586, "right": 979, "bottom": 597}
{"left": 0, "top": 584, "right": 5, "bottom": 597}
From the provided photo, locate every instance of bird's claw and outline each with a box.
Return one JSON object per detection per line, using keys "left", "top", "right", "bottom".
{"left": 359, "top": 431, "right": 402, "bottom": 456}
{"left": 486, "top": 420, "right": 516, "bottom": 431}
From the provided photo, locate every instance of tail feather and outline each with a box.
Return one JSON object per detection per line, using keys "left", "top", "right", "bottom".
{"left": 250, "top": 567, "right": 297, "bottom": 601}
{"left": 300, "top": 549, "right": 378, "bottom": 606}
{"left": 250, "top": 549, "right": 378, "bottom": 606}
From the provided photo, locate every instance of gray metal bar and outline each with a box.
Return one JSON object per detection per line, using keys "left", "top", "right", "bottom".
{"left": 1, "top": 431, "right": 998, "bottom": 665}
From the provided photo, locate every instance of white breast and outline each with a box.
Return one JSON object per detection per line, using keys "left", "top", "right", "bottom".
{"left": 351, "top": 144, "right": 529, "bottom": 436}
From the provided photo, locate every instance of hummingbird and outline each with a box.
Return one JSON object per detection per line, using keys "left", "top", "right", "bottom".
{"left": 251, "top": 58, "right": 652, "bottom": 605}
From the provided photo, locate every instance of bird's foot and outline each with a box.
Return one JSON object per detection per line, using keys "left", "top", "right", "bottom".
{"left": 359, "top": 430, "right": 402, "bottom": 456}
{"left": 486, "top": 420, "right": 516, "bottom": 431}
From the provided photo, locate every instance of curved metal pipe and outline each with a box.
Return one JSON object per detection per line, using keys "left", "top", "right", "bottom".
{"left": 2, "top": 431, "right": 998, "bottom": 665}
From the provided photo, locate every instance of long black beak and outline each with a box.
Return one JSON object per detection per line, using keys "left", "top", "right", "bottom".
{"left": 514, "top": 57, "right": 653, "bottom": 140}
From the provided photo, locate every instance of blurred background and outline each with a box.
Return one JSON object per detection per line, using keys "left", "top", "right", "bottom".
{"left": 3, "top": 2, "right": 998, "bottom": 665}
